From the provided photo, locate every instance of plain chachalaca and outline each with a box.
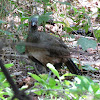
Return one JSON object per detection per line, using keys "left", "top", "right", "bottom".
{"left": 26, "top": 17, "right": 81, "bottom": 75}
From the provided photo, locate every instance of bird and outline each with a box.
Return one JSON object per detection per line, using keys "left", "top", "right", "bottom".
{"left": 25, "top": 16, "right": 82, "bottom": 75}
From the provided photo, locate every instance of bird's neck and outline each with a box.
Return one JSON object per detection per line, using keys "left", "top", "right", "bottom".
{"left": 30, "top": 26, "right": 38, "bottom": 33}
{"left": 27, "top": 27, "right": 39, "bottom": 42}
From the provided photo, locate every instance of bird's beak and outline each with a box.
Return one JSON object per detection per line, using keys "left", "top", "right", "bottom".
{"left": 31, "top": 22, "right": 36, "bottom": 26}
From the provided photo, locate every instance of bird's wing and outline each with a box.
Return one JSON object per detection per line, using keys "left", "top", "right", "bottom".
{"left": 39, "top": 32, "right": 70, "bottom": 57}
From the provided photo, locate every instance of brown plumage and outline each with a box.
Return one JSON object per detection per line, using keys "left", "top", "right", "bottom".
{"left": 26, "top": 17, "right": 81, "bottom": 75}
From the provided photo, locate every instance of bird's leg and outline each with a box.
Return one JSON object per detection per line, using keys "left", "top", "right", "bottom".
{"left": 31, "top": 62, "right": 41, "bottom": 75}
{"left": 43, "top": 66, "right": 48, "bottom": 74}
{"left": 34, "top": 62, "right": 48, "bottom": 74}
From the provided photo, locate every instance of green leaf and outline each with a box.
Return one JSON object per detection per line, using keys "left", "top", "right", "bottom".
{"left": 84, "top": 24, "right": 89, "bottom": 33}
{"left": 77, "top": 76, "right": 93, "bottom": 91}
{"left": 42, "top": 0, "right": 49, "bottom": 3}
{"left": 73, "top": 7, "right": 78, "bottom": 12}
{"left": 38, "top": 13, "right": 52, "bottom": 25}
{"left": 97, "top": 37, "right": 100, "bottom": 42}
{"left": 15, "top": 42, "right": 25, "bottom": 54}
{"left": 49, "top": 77, "right": 56, "bottom": 87}
{"left": 0, "top": 72, "right": 6, "bottom": 81}
{"left": 77, "top": 37, "right": 97, "bottom": 51}
{"left": 35, "top": 0, "right": 49, "bottom": 3}
{"left": 4, "top": 63, "right": 14, "bottom": 68}
{"left": 47, "top": 63, "right": 60, "bottom": 79}
{"left": 94, "top": 93, "right": 100, "bottom": 100}
{"left": 23, "top": 23, "right": 28, "bottom": 26}
{"left": 91, "top": 83, "right": 99, "bottom": 94}
{"left": 28, "top": 72, "right": 43, "bottom": 83}
{"left": 39, "top": 74, "right": 48, "bottom": 81}
{"left": 0, "top": 29, "right": 12, "bottom": 35}
{"left": 26, "top": 66, "right": 34, "bottom": 70}
{"left": 21, "top": 17, "right": 29, "bottom": 22}
{"left": 60, "top": 14, "right": 65, "bottom": 17}
{"left": 33, "top": 88, "right": 42, "bottom": 95}
{"left": 82, "top": 65, "right": 97, "bottom": 71}
{"left": 94, "top": 29, "right": 100, "bottom": 42}
{"left": 34, "top": 0, "right": 42, "bottom": 3}
{"left": 56, "top": 1, "right": 71, "bottom": 5}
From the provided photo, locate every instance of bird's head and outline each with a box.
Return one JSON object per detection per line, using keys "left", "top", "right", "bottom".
{"left": 29, "top": 16, "right": 39, "bottom": 31}
{"left": 31, "top": 17, "right": 38, "bottom": 27}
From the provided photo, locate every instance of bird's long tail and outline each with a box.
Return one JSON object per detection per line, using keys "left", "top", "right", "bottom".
{"left": 65, "top": 59, "right": 82, "bottom": 75}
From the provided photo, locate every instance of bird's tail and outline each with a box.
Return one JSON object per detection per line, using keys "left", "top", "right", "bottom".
{"left": 65, "top": 59, "right": 82, "bottom": 75}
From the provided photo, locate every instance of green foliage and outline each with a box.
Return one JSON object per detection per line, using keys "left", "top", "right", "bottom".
{"left": 47, "top": 63, "right": 60, "bottom": 79}
{"left": 15, "top": 42, "right": 25, "bottom": 54}
{"left": 69, "top": 76, "right": 100, "bottom": 100}
{"left": 38, "top": 13, "right": 52, "bottom": 25}
{"left": 77, "top": 37, "right": 97, "bottom": 51}
{"left": 4, "top": 63, "right": 14, "bottom": 68}
{"left": 0, "top": 0, "right": 100, "bottom": 99}
{"left": 28, "top": 64, "right": 100, "bottom": 100}
{"left": 0, "top": 63, "right": 14, "bottom": 100}
{"left": 82, "top": 65, "right": 97, "bottom": 71}
{"left": 1, "top": 0, "right": 98, "bottom": 50}
{"left": 94, "top": 29, "right": 100, "bottom": 42}
{"left": 28, "top": 73, "right": 44, "bottom": 83}
{"left": 0, "top": 29, "right": 12, "bottom": 35}
{"left": 21, "top": 17, "right": 29, "bottom": 22}
{"left": 35, "top": 0, "right": 49, "bottom": 4}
